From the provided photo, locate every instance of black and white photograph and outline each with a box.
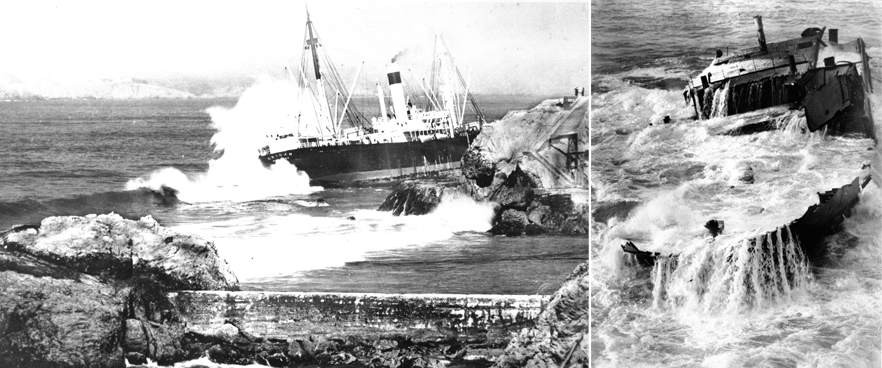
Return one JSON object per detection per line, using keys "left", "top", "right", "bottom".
{"left": 0, "top": 2, "right": 588, "bottom": 368}
{"left": 591, "top": 0, "right": 881, "bottom": 367}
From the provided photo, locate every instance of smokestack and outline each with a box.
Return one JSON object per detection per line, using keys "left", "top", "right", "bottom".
{"left": 386, "top": 62, "right": 408, "bottom": 122}
{"left": 829, "top": 29, "right": 838, "bottom": 43}
{"left": 754, "top": 16, "right": 768, "bottom": 53}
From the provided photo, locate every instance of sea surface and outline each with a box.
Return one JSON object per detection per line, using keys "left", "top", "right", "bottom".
{"left": 591, "top": 0, "right": 882, "bottom": 367}
{"left": 0, "top": 91, "right": 587, "bottom": 296}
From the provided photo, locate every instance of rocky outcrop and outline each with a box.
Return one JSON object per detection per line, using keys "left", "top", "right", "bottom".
{"left": 378, "top": 99, "right": 590, "bottom": 236}
{"left": 495, "top": 262, "right": 588, "bottom": 368}
{"left": 0, "top": 213, "right": 238, "bottom": 368}
{"left": 2, "top": 214, "right": 237, "bottom": 290}
{"left": 462, "top": 98, "right": 589, "bottom": 236}
{"left": 0, "top": 270, "right": 128, "bottom": 368}
{"left": 377, "top": 180, "right": 462, "bottom": 216}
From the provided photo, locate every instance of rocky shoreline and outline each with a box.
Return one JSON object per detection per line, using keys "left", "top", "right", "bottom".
{"left": 379, "top": 98, "right": 589, "bottom": 237}
{"left": 0, "top": 213, "right": 587, "bottom": 367}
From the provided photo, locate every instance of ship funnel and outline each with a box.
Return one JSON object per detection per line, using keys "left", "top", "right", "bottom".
{"left": 386, "top": 62, "right": 408, "bottom": 122}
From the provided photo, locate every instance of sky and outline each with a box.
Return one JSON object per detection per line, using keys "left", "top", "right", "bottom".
{"left": 0, "top": 1, "right": 589, "bottom": 95}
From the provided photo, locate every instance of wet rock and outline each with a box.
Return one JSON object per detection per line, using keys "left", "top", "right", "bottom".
{"left": 524, "top": 224, "right": 546, "bottom": 236}
{"left": 0, "top": 271, "right": 128, "bottom": 368}
{"left": 378, "top": 180, "right": 461, "bottom": 216}
{"left": 526, "top": 204, "right": 550, "bottom": 225}
{"left": 125, "top": 352, "right": 148, "bottom": 365}
{"left": 490, "top": 209, "right": 528, "bottom": 236}
{"left": 560, "top": 214, "right": 590, "bottom": 236}
{"left": 0, "top": 213, "right": 241, "bottom": 368}
{"left": 491, "top": 166, "right": 537, "bottom": 210}
{"left": 461, "top": 145, "right": 497, "bottom": 188}
{"left": 2, "top": 213, "right": 238, "bottom": 290}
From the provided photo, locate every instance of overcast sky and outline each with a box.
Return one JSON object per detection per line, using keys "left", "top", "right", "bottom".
{"left": 0, "top": 1, "right": 589, "bottom": 95}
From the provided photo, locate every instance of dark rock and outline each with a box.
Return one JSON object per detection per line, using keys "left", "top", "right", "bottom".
{"left": 524, "top": 224, "right": 546, "bottom": 236}
{"left": 125, "top": 352, "right": 148, "bottom": 365}
{"left": 490, "top": 166, "right": 538, "bottom": 210}
{"left": 560, "top": 215, "right": 590, "bottom": 236}
{"left": 461, "top": 145, "right": 497, "bottom": 188}
{"left": 490, "top": 209, "right": 528, "bottom": 237}
{"left": 0, "top": 271, "right": 128, "bottom": 368}
{"left": 378, "top": 180, "right": 465, "bottom": 216}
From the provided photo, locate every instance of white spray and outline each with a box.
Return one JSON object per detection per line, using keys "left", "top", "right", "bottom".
{"left": 126, "top": 80, "right": 322, "bottom": 202}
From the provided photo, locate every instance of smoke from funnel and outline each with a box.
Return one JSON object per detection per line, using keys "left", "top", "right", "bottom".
{"left": 391, "top": 48, "right": 410, "bottom": 63}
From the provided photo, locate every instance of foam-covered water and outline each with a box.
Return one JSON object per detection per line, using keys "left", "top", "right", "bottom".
{"left": 592, "top": 0, "right": 882, "bottom": 365}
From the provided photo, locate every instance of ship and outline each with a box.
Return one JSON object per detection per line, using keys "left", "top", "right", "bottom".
{"left": 685, "top": 16, "right": 875, "bottom": 141}
{"left": 258, "top": 10, "right": 485, "bottom": 186}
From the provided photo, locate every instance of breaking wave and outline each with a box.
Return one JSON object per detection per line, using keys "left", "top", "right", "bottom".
{"left": 176, "top": 193, "right": 496, "bottom": 280}
{"left": 0, "top": 187, "right": 179, "bottom": 229}
{"left": 126, "top": 80, "right": 321, "bottom": 203}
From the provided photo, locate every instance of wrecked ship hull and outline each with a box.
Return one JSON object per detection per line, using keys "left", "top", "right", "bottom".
{"left": 685, "top": 17, "right": 875, "bottom": 140}
{"left": 622, "top": 175, "right": 873, "bottom": 266}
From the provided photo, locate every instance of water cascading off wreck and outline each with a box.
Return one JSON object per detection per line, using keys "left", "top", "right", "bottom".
{"left": 622, "top": 175, "right": 873, "bottom": 312}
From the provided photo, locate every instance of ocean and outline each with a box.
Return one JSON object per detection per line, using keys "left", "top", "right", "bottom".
{"left": 0, "top": 91, "right": 587, "bottom": 296}
{"left": 591, "top": 0, "right": 881, "bottom": 367}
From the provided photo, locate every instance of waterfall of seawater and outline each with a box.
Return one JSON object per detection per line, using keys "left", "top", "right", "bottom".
{"left": 651, "top": 225, "right": 812, "bottom": 314}
{"left": 709, "top": 80, "right": 730, "bottom": 118}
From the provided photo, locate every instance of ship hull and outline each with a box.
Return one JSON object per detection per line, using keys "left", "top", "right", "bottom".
{"left": 260, "top": 132, "right": 479, "bottom": 186}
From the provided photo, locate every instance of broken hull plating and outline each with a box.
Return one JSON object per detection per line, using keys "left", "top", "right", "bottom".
{"left": 622, "top": 176, "right": 872, "bottom": 266}
{"left": 260, "top": 132, "right": 479, "bottom": 185}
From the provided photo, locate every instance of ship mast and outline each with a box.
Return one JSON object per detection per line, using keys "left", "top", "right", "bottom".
{"left": 305, "top": 8, "right": 333, "bottom": 137}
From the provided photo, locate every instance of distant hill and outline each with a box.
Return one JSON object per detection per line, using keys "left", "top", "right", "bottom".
{"left": 0, "top": 74, "right": 255, "bottom": 100}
